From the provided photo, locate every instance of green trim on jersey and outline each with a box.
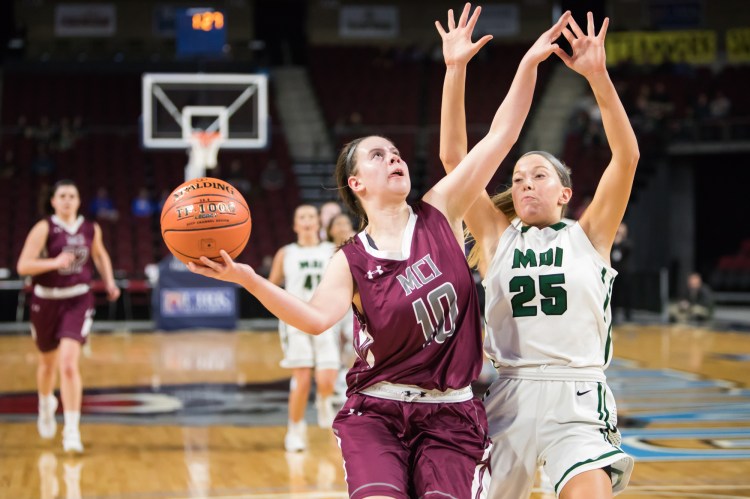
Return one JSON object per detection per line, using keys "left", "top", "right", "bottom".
{"left": 554, "top": 449, "right": 625, "bottom": 493}
{"left": 604, "top": 322, "right": 613, "bottom": 364}
{"left": 597, "top": 382, "right": 614, "bottom": 431}
{"left": 520, "top": 221, "right": 567, "bottom": 233}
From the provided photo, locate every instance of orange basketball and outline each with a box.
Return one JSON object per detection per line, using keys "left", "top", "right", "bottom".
{"left": 160, "top": 177, "right": 251, "bottom": 265}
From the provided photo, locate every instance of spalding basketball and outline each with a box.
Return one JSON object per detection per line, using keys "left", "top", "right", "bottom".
{"left": 160, "top": 177, "right": 251, "bottom": 265}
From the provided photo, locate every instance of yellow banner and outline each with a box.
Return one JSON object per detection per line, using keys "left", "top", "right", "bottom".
{"left": 605, "top": 31, "right": 716, "bottom": 66}
{"left": 727, "top": 28, "right": 750, "bottom": 63}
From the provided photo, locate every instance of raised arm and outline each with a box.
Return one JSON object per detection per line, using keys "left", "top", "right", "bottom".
{"left": 188, "top": 249, "right": 354, "bottom": 335}
{"left": 426, "top": 10, "right": 572, "bottom": 241}
{"left": 437, "top": 3, "right": 492, "bottom": 170}
{"left": 90, "top": 223, "right": 120, "bottom": 301}
{"left": 435, "top": 3, "right": 505, "bottom": 258}
{"left": 558, "top": 13, "right": 640, "bottom": 258}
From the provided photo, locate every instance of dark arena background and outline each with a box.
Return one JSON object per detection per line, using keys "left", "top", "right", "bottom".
{"left": 1, "top": 1, "right": 749, "bottom": 498}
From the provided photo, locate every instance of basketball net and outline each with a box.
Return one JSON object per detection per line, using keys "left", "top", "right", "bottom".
{"left": 186, "top": 131, "right": 224, "bottom": 180}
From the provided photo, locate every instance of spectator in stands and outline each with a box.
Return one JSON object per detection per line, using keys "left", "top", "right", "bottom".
{"left": 260, "top": 159, "right": 285, "bottom": 192}
{"left": 709, "top": 90, "right": 731, "bottom": 119}
{"left": 0, "top": 150, "right": 16, "bottom": 179}
{"left": 89, "top": 187, "right": 119, "bottom": 223}
{"left": 131, "top": 188, "right": 155, "bottom": 219}
{"left": 31, "top": 143, "right": 56, "bottom": 178}
{"left": 611, "top": 222, "right": 633, "bottom": 323}
{"left": 57, "top": 117, "right": 77, "bottom": 151}
{"left": 30, "top": 116, "right": 57, "bottom": 147}
{"left": 669, "top": 272, "right": 714, "bottom": 324}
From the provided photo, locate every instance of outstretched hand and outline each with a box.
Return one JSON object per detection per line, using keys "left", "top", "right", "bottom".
{"left": 435, "top": 3, "right": 493, "bottom": 67}
{"left": 557, "top": 12, "right": 609, "bottom": 79}
{"left": 187, "top": 250, "right": 257, "bottom": 286}
{"left": 523, "top": 10, "right": 572, "bottom": 66}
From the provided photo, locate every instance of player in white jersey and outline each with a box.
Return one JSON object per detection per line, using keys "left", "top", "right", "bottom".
{"left": 268, "top": 204, "right": 339, "bottom": 452}
{"left": 440, "top": 11, "right": 639, "bottom": 498}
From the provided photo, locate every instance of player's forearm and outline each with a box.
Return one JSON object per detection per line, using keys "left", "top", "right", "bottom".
{"left": 487, "top": 57, "right": 538, "bottom": 141}
{"left": 17, "top": 258, "right": 61, "bottom": 277}
{"left": 93, "top": 254, "right": 116, "bottom": 287}
{"left": 241, "top": 275, "right": 332, "bottom": 335}
{"left": 588, "top": 71, "right": 639, "bottom": 167}
{"left": 439, "top": 64, "right": 469, "bottom": 172}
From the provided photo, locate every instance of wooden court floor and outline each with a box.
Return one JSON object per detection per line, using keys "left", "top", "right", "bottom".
{"left": 1, "top": 324, "right": 749, "bottom": 499}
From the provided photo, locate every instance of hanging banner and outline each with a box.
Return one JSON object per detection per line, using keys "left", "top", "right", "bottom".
{"left": 727, "top": 28, "right": 750, "bottom": 63}
{"left": 55, "top": 4, "right": 117, "bottom": 37}
{"left": 475, "top": 4, "right": 519, "bottom": 37}
{"left": 339, "top": 5, "right": 399, "bottom": 39}
{"left": 605, "top": 30, "right": 716, "bottom": 66}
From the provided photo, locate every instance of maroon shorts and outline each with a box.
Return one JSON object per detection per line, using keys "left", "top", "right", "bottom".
{"left": 332, "top": 393, "right": 492, "bottom": 499}
{"left": 30, "top": 292, "right": 94, "bottom": 353}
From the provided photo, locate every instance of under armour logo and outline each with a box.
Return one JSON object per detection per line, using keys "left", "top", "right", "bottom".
{"left": 366, "top": 266, "right": 384, "bottom": 279}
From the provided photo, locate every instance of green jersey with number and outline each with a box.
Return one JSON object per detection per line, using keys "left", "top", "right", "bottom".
{"left": 483, "top": 221, "right": 617, "bottom": 377}
{"left": 283, "top": 242, "right": 335, "bottom": 301}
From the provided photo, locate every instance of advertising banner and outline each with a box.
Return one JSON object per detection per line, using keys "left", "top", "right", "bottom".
{"left": 606, "top": 30, "right": 716, "bottom": 66}
{"left": 154, "top": 256, "right": 237, "bottom": 331}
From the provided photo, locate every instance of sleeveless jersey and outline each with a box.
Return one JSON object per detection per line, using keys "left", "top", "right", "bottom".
{"left": 483, "top": 221, "right": 617, "bottom": 377}
{"left": 341, "top": 202, "right": 483, "bottom": 393}
{"left": 33, "top": 215, "right": 96, "bottom": 288}
{"left": 282, "top": 241, "right": 336, "bottom": 301}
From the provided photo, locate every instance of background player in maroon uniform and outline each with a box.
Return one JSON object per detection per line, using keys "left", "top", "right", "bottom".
{"left": 187, "top": 6, "right": 570, "bottom": 498}
{"left": 17, "top": 179, "right": 120, "bottom": 453}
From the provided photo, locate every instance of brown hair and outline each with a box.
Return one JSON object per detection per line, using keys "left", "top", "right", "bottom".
{"left": 334, "top": 135, "right": 393, "bottom": 231}
{"left": 52, "top": 179, "right": 78, "bottom": 197}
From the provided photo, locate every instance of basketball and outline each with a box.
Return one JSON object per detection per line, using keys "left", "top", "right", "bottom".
{"left": 160, "top": 177, "right": 252, "bottom": 265}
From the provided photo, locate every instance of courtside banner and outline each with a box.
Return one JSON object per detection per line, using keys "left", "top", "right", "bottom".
{"left": 606, "top": 30, "right": 716, "bottom": 66}
{"left": 154, "top": 256, "right": 237, "bottom": 331}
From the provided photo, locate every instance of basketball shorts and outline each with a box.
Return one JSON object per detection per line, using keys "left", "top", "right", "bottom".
{"left": 278, "top": 321, "right": 340, "bottom": 370}
{"left": 333, "top": 390, "right": 492, "bottom": 499}
{"left": 30, "top": 292, "right": 94, "bottom": 353}
{"left": 484, "top": 377, "right": 633, "bottom": 498}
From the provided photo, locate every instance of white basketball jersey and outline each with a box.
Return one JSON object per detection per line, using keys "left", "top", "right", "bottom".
{"left": 282, "top": 242, "right": 336, "bottom": 301}
{"left": 483, "top": 221, "right": 617, "bottom": 379}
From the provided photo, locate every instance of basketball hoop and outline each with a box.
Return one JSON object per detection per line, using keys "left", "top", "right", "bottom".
{"left": 189, "top": 131, "right": 223, "bottom": 171}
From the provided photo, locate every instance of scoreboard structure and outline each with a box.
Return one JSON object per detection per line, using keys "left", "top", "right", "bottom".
{"left": 176, "top": 7, "right": 226, "bottom": 57}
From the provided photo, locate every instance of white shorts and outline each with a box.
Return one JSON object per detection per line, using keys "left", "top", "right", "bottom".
{"left": 333, "top": 308, "right": 354, "bottom": 362}
{"left": 484, "top": 377, "right": 633, "bottom": 498}
{"left": 278, "top": 321, "right": 340, "bottom": 370}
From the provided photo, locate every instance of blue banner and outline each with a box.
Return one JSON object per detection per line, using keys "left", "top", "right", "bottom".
{"left": 154, "top": 256, "right": 237, "bottom": 331}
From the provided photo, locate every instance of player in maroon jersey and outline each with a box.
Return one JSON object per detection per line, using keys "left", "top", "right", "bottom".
{"left": 17, "top": 179, "right": 120, "bottom": 453}
{"left": 188, "top": 6, "right": 569, "bottom": 497}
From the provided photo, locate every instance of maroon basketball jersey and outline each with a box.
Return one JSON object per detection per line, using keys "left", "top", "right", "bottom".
{"left": 33, "top": 215, "right": 96, "bottom": 288}
{"left": 341, "top": 201, "right": 483, "bottom": 393}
